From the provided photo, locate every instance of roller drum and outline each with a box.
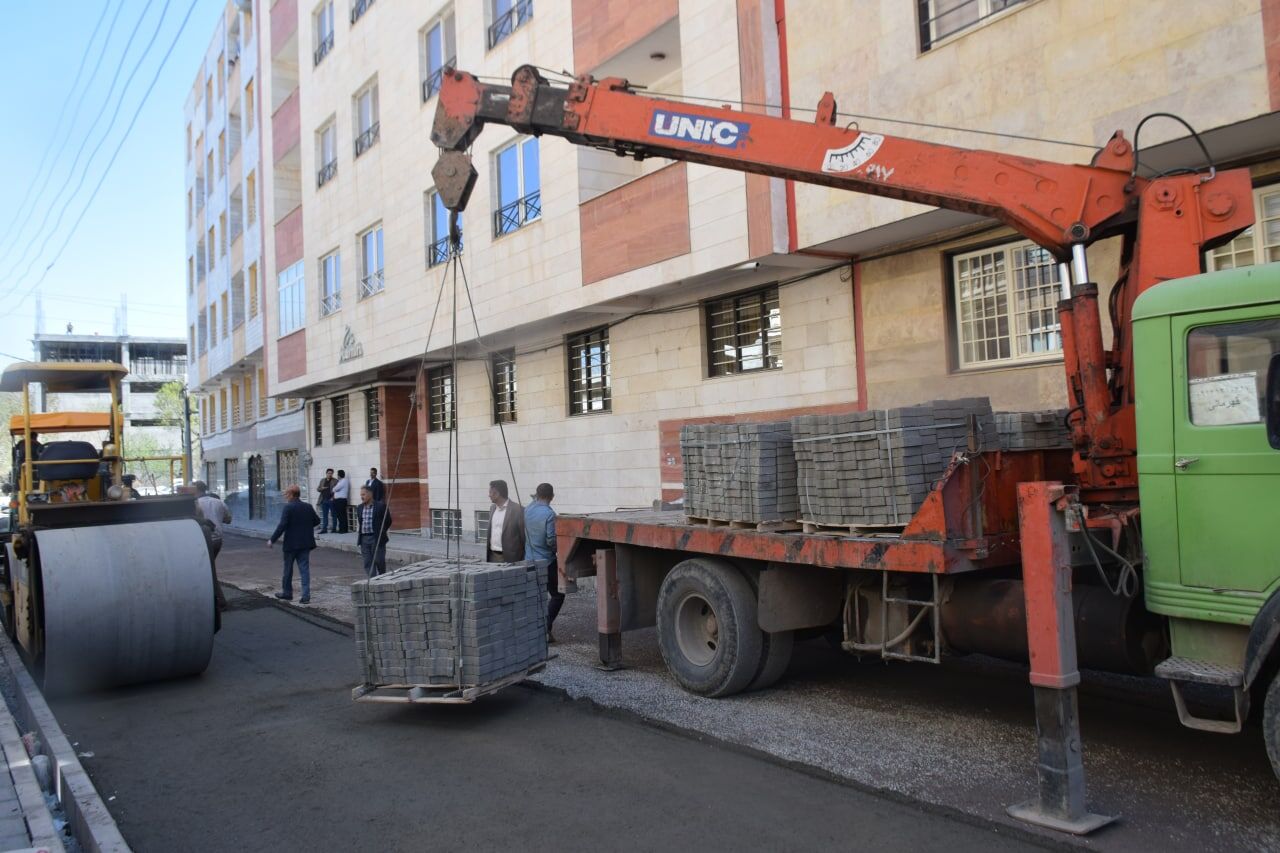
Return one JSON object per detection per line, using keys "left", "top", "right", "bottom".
{"left": 34, "top": 519, "right": 215, "bottom": 695}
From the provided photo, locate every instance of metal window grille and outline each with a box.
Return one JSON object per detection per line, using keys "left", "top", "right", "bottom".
{"left": 487, "top": 0, "right": 532, "bottom": 49}
{"left": 365, "top": 388, "right": 380, "bottom": 438}
{"left": 225, "top": 459, "right": 239, "bottom": 495}
{"left": 359, "top": 270, "right": 384, "bottom": 298}
{"left": 314, "top": 31, "right": 333, "bottom": 65}
{"left": 205, "top": 462, "right": 218, "bottom": 492}
{"left": 492, "top": 350, "right": 516, "bottom": 424}
{"left": 317, "top": 159, "right": 337, "bottom": 187}
{"left": 332, "top": 395, "right": 350, "bottom": 443}
{"left": 492, "top": 190, "right": 540, "bottom": 237}
{"left": 428, "top": 365, "right": 455, "bottom": 432}
{"left": 321, "top": 251, "right": 341, "bottom": 316}
{"left": 917, "top": 0, "right": 1025, "bottom": 51}
{"left": 431, "top": 508, "right": 462, "bottom": 540}
{"left": 953, "top": 240, "right": 1062, "bottom": 368}
{"left": 474, "top": 510, "right": 490, "bottom": 544}
{"left": 421, "top": 58, "right": 454, "bottom": 102}
{"left": 427, "top": 234, "right": 463, "bottom": 267}
{"left": 1208, "top": 187, "right": 1280, "bottom": 270}
{"left": 427, "top": 190, "right": 461, "bottom": 267}
{"left": 568, "top": 327, "right": 611, "bottom": 416}
{"left": 354, "top": 121, "right": 380, "bottom": 157}
{"left": 312, "top": 401, "right": 324, "bottom": 446}
{"left": 277, "top": 450, "right": 299, "bottom": 492}
{"left": 359, "top": 226, "right": 384, "bottom": 298}
{"left": 706, "top": 286, "right": 782, "bottom": 377}
{"left": 349, "top": 0, "right": 374, "bottom": 24}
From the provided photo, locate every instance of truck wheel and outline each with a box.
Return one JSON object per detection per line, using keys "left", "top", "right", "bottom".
{"left": 749, "top": 630, "right": 794, "bottom": 691}
{"left": 1266, "top": 675, "right": 1280, "bottom": 782}
{"left": 656, "top": 558, "right": 763, "bottom": 697}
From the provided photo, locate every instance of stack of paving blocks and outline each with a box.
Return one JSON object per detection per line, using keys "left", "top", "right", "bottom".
{"left": 792, "top": 398, "right": 998, "bottom": 527}
{"left": 679, "top": 421, "right": 798, "bottom": 523}
{"left": 995, "top": 410, "right": 1073, "bottom": 450}
{"left": 352, "top": 558, "right": 547, "bottom": 687}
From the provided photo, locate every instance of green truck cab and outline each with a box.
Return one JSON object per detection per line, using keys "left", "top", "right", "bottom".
{"left": 1133, "top": 262, "right": 1280, "bottom": 771}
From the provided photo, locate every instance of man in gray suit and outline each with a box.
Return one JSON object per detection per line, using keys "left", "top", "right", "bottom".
{"left": 485, "top": 479, "right": 526, "bottom": 563}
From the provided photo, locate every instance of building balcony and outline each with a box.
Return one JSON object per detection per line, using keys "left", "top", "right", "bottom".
{"left": 130, "top": 358, "right": 189, "bottom": 381}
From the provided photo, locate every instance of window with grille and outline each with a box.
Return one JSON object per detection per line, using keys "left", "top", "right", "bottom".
{"left": 487, "top": 0, "right": 532, "bottom": 49}
{"left": 277, "top": 449, "right": 299, "bottom": 491}
{"left": 206, "top": 461, "right": 218, "bottom": 492}
{"left": 474, "top": 510, "right": 490, "bottom": 544}
{"left": 706, "top": 286, "right": 782, "bottom": 377}
{"left": 245, "top": 80, "right": 255, "bottom": 133}
{"left": 493, "top": 137, "right": 540, "bottom": 237}
{"left": 422, "top": 12, "right": 456, "bottom": 102}
{"left": 430, "top": 508, "right": 462, "bottom": 539}
{"left": 428, "top": 365, "right": 455, "bottom": 432}
{"left": 1207, "top": 186, "right": 1280, "bottom": 270}
{"left": 278, "top": 260, "right": 305, "bottom": 336}
{"left": 248, "top": 263, "right": 259, "bottom": 319}
{"left": 209, "top": 303, "right": 218, "bottom": 345}
{"left": 219, "top": 389, "right": 228, "bottom": 429}
{"left": 221, "top": 293, "right": 229, "bottom": 338}
{"left": 316, "top": 122, "right": 337, "bottom": 187}
{"left": 314, "top": 1, "right": 335, "bottom": 65}
{"left": 332, "top": 395, "right": 350, "bottom": 443}
{"left": 320, "top": 250, "right": 341, "bottom": 316}
{"left": 365, "top": 388, "right": 380, "bottom": 438}
{"left": 231, "top": 384, "right": 241, "bottom": 426}
{"left": 952, "top": 240, "right": 1063, "bottom": 368}
{"left": 491, "top": 350, "right": 516, "bottom": 423}
{"left": 258, "top": 367, "right": 268, "bottom": 417}
{"left": 312, "top": 400, "right": 324, "bottom": 446}
{"left": 359, "top": 225, "right": 384, "bottom": 297}
{"left": 917, "top": 0, "right": 1027, "bottom": 51}
{"left": 426, "top": 189, "right": 461, "bottom": 267}
{"left": 568, "top": 327, "right": 610, "bottom": 415}
{"left": 225, "top": 459, "right": 239, "bottom": 494}
{"left": 354, "top": 81, "right": 380, "bottom": 156}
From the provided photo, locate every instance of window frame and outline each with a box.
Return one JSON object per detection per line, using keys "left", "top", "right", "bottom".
{"left": 705, "top": 284, "right": 783, "bottom": 378}
{"left": 487, "top": 0, "right": 532, "bottom": 50}
{"left": 430, "top": 508, "right": 462, "bottom": 540}
{"left": 1207, "top": 184, "right": 1280, "bottom": 271}
{"left": 427, "top": 364, "right": 456, "bottom": 432}
{"left": 316, "top": 121, "right": 337, "bottom": 187}
{"left": 314, "top": 0, "right": 335, "bottom": 66}
{"left": 492, "top": 136, "right": 540, "bottom": 237}
{"left": 491, "top": 349, "right": 517, "bottom": 424}
{"left": 277, "top": 260, "right": 306, "bottom": 337}
{"left": 426, "top": 188, "right": 461, "bottom": 267}
{"left": 359, "top": 224, "right": 385, "bottom": 298}
{"left": 421, "top": 11, "right": 456, "bottom": 102}
{"left": 917, "top": 0, "right": 1028, "bottom": 52}
{"left": 312, "top": 400, "right": 324, "bottom": 447}
{"left": 332, "top": 394, "right": 351, "bottom": 443}
{"left": 950, "top": 238, "right": 1064, "bottom": 370}
{"left": 474, "top": 510, "right": 490, "bottom": 544}
{"left": 320, "top": 249, "right": 342, "bottom": 317}
{"left": 354, "top": 80, "right": 381, "bottom": 157}
{"left": 567, "top": 326, "right": 611, "bottom": 416}
{"left": 365, "top": 388, "right": 380, "bottom": 438}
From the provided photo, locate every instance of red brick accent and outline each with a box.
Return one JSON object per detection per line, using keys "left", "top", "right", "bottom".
{"left": 658, "top": 401, "right": 865, "bottom": 497}
{"left": 1265, "top": 0, "right": 1280, "bottom": 111}
{"left": 571, "top": 0, "right": 678, "bottom": 72}
{"left": 272, "top": 88, "right": 300, "bottom": 165}
{"left": 274, "top": 205, "right": 304, "bottom": 268}
{"left": 270, "top": 0, "right": 298, "bottom": 60}
{"left": 276, "top": 328, "right": 306, "bottom": 381}
{"left": 580, "top": 163, "right": 691, "bottom": 285}
{"left": 738, "top": 0, "right": 775, "bottom": 258}
{"left": 378, "top": 385, "right": 423, "bottom": 530}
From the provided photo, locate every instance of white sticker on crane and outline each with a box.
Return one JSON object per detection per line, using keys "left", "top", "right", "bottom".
{"left": 822, "top": 133, "right": 886, "bottom": 174}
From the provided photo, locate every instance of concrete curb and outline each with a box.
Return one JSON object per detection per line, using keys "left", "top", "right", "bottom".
{"left": 0, "top": 632, "right": 130, "bottom": 853}
{"left": 226, "top": 524, "right": 485, "bottom": 565}
{"left": 0, "top": 693, "right": 64, "bottom": 851}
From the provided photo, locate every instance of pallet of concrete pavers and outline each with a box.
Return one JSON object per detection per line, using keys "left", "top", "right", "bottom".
{"left": 679, "top": 421, "right": 799, "bottom": 527}
{"left": 351, "top": 557, "right": 548, "bottom": 704}
{"left": 995, "top": 409, "right": 1072, "bottom": 451}
{"left": 792, "top": 398, "right": 998, "bottom": 529}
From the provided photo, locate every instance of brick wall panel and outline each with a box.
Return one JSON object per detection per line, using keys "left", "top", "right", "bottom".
{"left": 580, "top": 163, "right": 691, "bottom": 285}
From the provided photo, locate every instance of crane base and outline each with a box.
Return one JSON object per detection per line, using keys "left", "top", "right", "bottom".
{"left": 1006, "top": 800, "right": 1116, "bottom": 835}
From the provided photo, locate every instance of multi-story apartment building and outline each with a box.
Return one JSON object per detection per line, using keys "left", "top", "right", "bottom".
{"left": 255, "top": 0, "right": 1280, "bottom": 539}
{"left": 32, "top": 332, "right": 188, "bottom": 450}
{"left": 185, "top": 0, "right": 305, "bottom": 522}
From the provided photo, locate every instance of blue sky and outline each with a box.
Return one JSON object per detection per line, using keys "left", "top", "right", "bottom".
{"left": 0, "top": 0, "right": 225, "bottom": 364}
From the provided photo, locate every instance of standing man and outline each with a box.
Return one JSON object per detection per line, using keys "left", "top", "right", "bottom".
{"left": 316, "top": 468, "right": 337, "bottom": 533}
{"left": 266, "top": 484, "right": 320, "bottom": 604}
{"left": 364, "top": 467, "right": 386, "bottom": 502}
{"left": 193, "top": 480, "right": 230, "bottom": 613}
{"left": 356, "top": 485, "right": 392, "bottom": 577}
{"left": 486, "top": 479, "right": 525, "bottom": 563}
{"left": 524, "top": 483, "right": 563, "bottom": 643}
{"left": 332, "top": 469, "right": 351, "bottom": 534}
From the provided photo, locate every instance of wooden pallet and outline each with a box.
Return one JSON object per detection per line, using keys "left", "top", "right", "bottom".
{"left": 799, "top": 519, "right": 906, "bottom": 537}
{"left": 351, "top": 661, "right": 547, "bottom": 705}
{"left": 685, "top": 515, "right": 802, "bottom": 533}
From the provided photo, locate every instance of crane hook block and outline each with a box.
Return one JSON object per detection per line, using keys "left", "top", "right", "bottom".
{"left": 432, "top": 150, "right": 478, "bottom": 213}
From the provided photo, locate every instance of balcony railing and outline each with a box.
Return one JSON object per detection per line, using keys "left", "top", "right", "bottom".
{"left": 359, "top": 269, "right": 385, "bottom": 298}
{"left": 354, "top": 122, "right": 380, "bottom": 157}
{"left": 350, "top": 0, "right": 375, "bottom": 24}
{"left": 421, "top": 59, "right": 455, "bottom": 102}
{"left": 321, "top": 292, "right": 342, "bottom": 317}
{"left": 317, "top": 159, "right": 337, "bottom": 188}
{"left": 492, "top": 190, "right": 540, "bottom": 237}
{"left": 314, "top": 32, "right": 334, "bottom": 66}
{"left": 487, "top": 0, "right": 532, "bottom": 49}
{"left": 131, "top": 359, "right": 189, "bottom": 377}
{"left": 427, "top": 234, "right": 462, "bottom": 267}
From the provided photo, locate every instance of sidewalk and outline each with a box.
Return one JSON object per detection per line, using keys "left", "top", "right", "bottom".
{"left": 227, "top": 520, "right": 488, "bottom": 563}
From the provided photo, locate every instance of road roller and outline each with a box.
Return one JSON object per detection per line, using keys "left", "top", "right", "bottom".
{"left": 0, "top": 361, "right": 216, "bottom": 696}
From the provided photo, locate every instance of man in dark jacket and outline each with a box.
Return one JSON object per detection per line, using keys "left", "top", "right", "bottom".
{"left": 356, "top": 485, "right": 392, "bottom": 577}
{"left": 364, "top": 467, "right": 386, "bottom": 502}
{"left": 267, "top": 484, "right": 320, "bottom": 603}
{"left": 486, "top": 479, "right": 526, "bottom": 563}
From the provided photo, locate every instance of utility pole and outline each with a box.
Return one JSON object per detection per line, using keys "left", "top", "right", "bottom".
{"left": 182, "top": 386, "right": 194, "bottom": 486}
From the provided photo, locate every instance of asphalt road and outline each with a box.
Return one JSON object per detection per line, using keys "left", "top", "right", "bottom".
{"left": 47, "top": 586, "right": 1042, "bottom": 852}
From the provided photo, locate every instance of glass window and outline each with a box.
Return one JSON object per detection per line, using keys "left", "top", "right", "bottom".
{"left": 1187, "top": 319, "right": 1280, "bottom": 426}
{"left": 431, "top": 508, "right": 461, "bottom": 540}
{"left": 332, "top": 395, "right": 350, "bottom": 443}
{"left": 314, "top": 1, "right": 334, "bottom": 65}
{"left": 423, "top": 13, "right": 456, "bottom": 101}
{"left": 493, "top": 137, "right": 540, "bottom": 236}
{"left": 492, "top": 350, "right": 516, "bottom": 423}
{"left": 474, "top": 510, "right": 490, "bottom": 544}
{"left": 487, "top": 0, "right": 532, "bottom": 49}
{"left": 953, "top": 240, "right": 1063, "bottom": 368}
{"left": 428, "top": 365, "right": 455, "bottom": 432}
{"left": 317, "top": 123, "right": 337, "bottom": 186}
{"left": 359, "top": 225, "right": 384, "bottom": 297}
{"left": 918, "top": 0, "right": 1026, "bottom": 51}
{"left": 426, "top": 189, "right": 461, "bottom": 266}
{"left": 1208, "top": 187, "right": 1280, "bottom": 271}
{"left": 707, "top": 286, "right": 782, "bottom": 376}
{"left": 312, "top": 400, "right": 324, "bottom": 446}
{"left": 365, "top": 388, "right": 380, "bottom": 438}
{"left": 320, "top": 251, "right": 341, "bottom": 316}
{"left": 354, "top": 82, "right": 380, "bottom": 155}
{"left": 568, "top": 327, "right": 610, "bottom": 415}
{"left": 278, "top": 260, "right": 306, "bottom": 336}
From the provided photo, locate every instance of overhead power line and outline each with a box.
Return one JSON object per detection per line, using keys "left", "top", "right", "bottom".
{"left": 6, "top": 0, "right": 203, "bottom": 313}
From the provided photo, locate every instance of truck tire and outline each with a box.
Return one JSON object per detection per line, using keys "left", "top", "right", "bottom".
{"left": 1266, "top": 675, "right": 1280, "bottom": 782}
{"left": 749, "top": 630, "right": 794, "bottom": 691}
{"left": 656, "top": 558, "right": 763, "bottom": 697}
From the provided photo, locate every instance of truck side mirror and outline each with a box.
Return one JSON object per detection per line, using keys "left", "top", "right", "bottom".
{"left": 1267, "top": 352, "right": 1280, "bottom": 450}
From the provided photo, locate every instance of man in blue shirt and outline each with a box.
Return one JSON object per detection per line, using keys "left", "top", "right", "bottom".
{"left": 524, "top": 482, "right": 564, "bottom": 642}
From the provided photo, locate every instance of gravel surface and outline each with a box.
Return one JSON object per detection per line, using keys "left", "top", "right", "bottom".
{"left": 216, "top": 535, "right": 1280, "bottom": 851}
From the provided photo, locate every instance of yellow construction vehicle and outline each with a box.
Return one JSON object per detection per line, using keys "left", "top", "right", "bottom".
{"left": 0, "top": 361, "right": 215, "bottom": 695}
